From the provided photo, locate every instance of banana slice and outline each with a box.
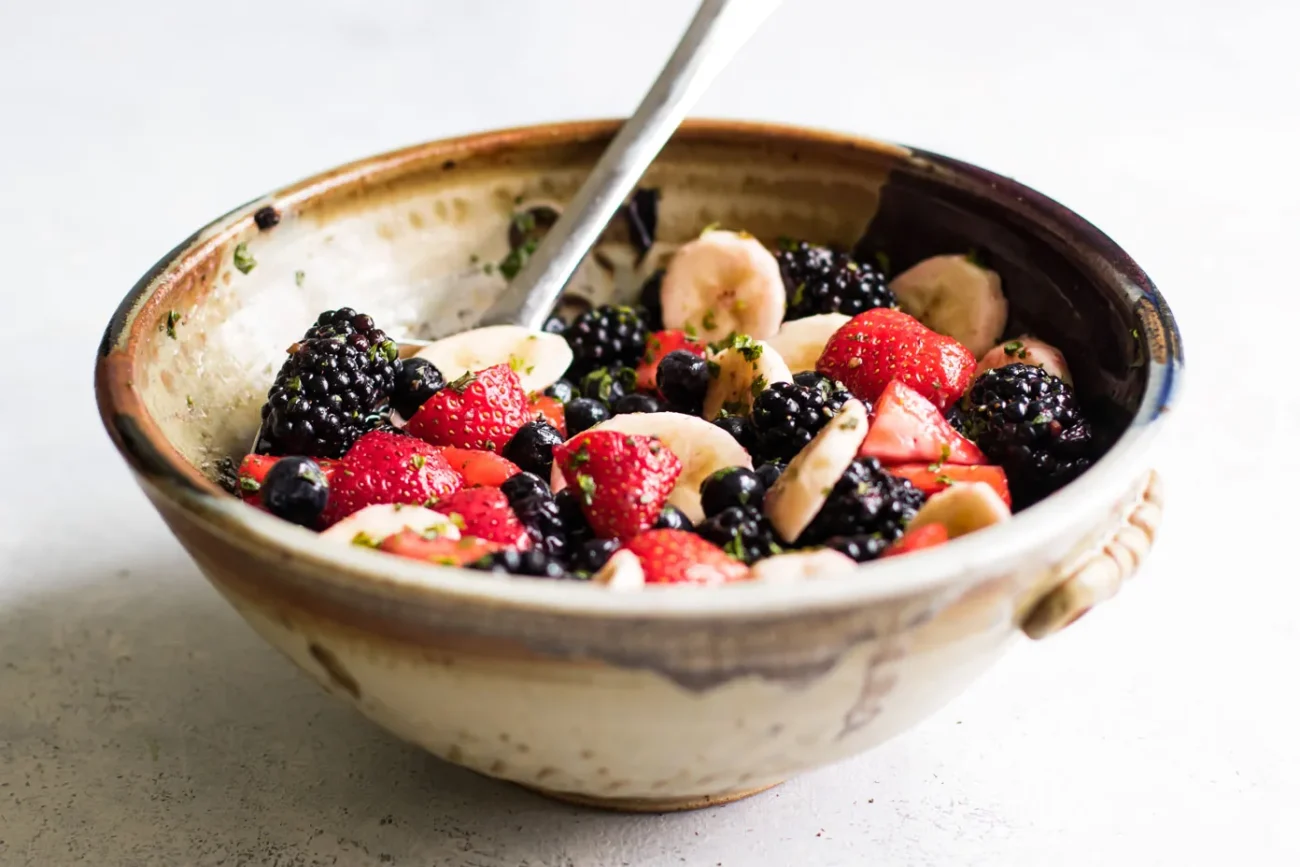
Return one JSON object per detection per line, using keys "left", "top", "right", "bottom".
{"left": 584, "top": 411, "right": 754, "bottom": 523}
{"left": 975, "top": 334, "right": 1073, "bottom": 385}
{"left": 660, "top": 229, "right": 786, "bottom": 342}
{"left": 766, "top": 313, "right": 850, "bottom": 374}
{"left": 764, "top": 399, "right": 870, "bottom": 544}
{"left": 320, "top": 504, "right": 460, "bottom": 546}
{"left": 749, "top": 548, "right": 857, "bottom": 584}
{"left": 907, "top": 482, "right": 1010, "bottom": 538}
{"left": 591, "top": 549, "right": 645, "bottom": 590}
{"left": 889, "top": 254, "right": 1008, "bottom": 358}
{"left": 702, "top": 338, "right": 793, "bottom": 421}
{"left": 412, "top": 325, "right": 572, "bottom": 394}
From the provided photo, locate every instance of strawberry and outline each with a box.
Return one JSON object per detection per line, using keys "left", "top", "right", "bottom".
{"left": 882, "top": 523, "right": 949, "bottom": 558}
{"left": 553, "top": 430, "right": 683, "bottom": 540}
{"left": 322, "top": 431, "right": 462, "bottom": 526}
{"left": 622, "top": 529, "right": 751, "bottom": 585}
{"left": 435, "top": 447, "right": 521, "bottom": 488}
{"left": 434, "top": 487, "right": 531, "bottom": 549}
{"left": 859, "top": 380, "right": 985, "bottom": 466}
{"left": 816, "top": 308, "right": 976, "bottom": 410}
{"left": 636, "top": 329, "right": 706, "bottom": 392}
{"left": 237, "top": 454, "right": 340, "bottom": 510}
{"left": 379, "top": 529, "right": 504, "bottom": 566}
{"left": 887, "top": 463, "right": 1012, "bottom": 507}
{"left": 406, "top": 364, "right": 532, "bottom": 452}
{"left": 528, "top": 394, "right": 567, "bottom": 437}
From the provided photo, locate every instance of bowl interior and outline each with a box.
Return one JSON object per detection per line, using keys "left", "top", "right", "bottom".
{"left": 99, "top": 120, "right": 1165, "bottom": 509}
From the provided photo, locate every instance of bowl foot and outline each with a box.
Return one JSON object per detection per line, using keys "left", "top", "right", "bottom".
{"left": 519, "top": 781, "right": 783, "bottom": 813}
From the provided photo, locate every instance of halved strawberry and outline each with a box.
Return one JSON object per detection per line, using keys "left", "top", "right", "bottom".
{"left": 636, "top": 329, "right": 706, "bottom": 392}
{"left": 882, "top": 523, "right": 949, "bottom": 558}
{"left": 528, "top": 394, "right": 567, "bottom": 438}
{"left": 859, "top": 380, "right": 985, "bottom": 466}
{"left": 887, "top": 463, "right": 1012, "bottom": 507}
{"left": 553, "top": 430, "right": 683, "bottom": 541}
{"left": 435, "top": 447, "right": 521, "bottom": 488}
{"left": 237, "top": 454, "right": 340, "bottom": 510}
{"left": 622, "top": 529, "right": 751, "bottom": 585}
{"left": 406, "top": 363, "right": 532, "bottom": 452}
{"left": 434, "top": 487, "right": 531, "bottom": 549}
{"left": 379, "top": 529, "right": 503, "bottom": 566}
{"left": 322, "top": 431, "right": 463, "bottom": 527}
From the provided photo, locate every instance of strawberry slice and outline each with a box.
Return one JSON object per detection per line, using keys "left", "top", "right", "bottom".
{"left": 406, "top": 363, "right": 533, "bottom": 452}
{"left": 622, "top": 529, "right": 751, "bottom": 585}
{"left": 323, "top": 431, "right": 463, "bottom": 526}
{"left": 434, "top": 487, "right": 531, "bottom": 549}
{"left": 636, "top": 329, "right": 706, "bottom": 392}
{"left": 816, "top": 308, "right": 976, "bottom": 410}
{"left": 379, "top": 529, "right": 503, "bottom": 566}
{"left": 435, "top": 447, "right": 521, "bottom": 488}
{"left": 553, "top": 430, "right": 683, "bottom": 541}
{"left": 887, "top": 463, "right": 1012, "bottom": 507}
{"left": 859, "top": 380, "right": 985, "bottom": 466}
{"left": 528, "top": 394, "right": 567, "bottom": 438}
{"left": 237, "top": 454, "right": 340, "bottom": 510}
{"left": 882, "top": 523, "right": 949, "bottom": 558}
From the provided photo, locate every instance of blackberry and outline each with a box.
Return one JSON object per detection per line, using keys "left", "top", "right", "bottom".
{"left": 571, "top": 538, "right": 620, "bottom": 576}
{"left": 564, "top": 305, "right": 648, "bottom": 376}
{"left": 793, "top": 370, "right": 851, "bottom": 400}
{"left": 500, "top": 472, "right": 552, "bottom": 506}
{"left": 751, "top": 380, "right": 851, "bottom": 463}
{"left": 544, "top": 378, "right": 577, "bottom": 405}
{"left": 578, "top": 366, "right": 637, "bottom": 405}
{"left": 826, "top": 534, "right": 891, "bottom": 563}
{"left": 255, "top": 308, "right": 401, "bottom": 459}
{"left": 510, "top": 495, "right": 568, "bottom": 559}
{"left": 696, "top": 506, "right": 783, "bottom": 565}
{"left": 754, "top": 461, "right": 785, "bottom": 489}
{"left": 699, "top": 467, "right": 766, "bottom": 518}
{"left": 503, "top": 420, "right": 563, "bottom": 478}
{"left": 471, "top": 549, "right": 572, "bottom": 580}
{"left": 542, "top": 315, "right": 568, "bottom": 335}
{"left": 390, "top": 357, "right": 444, "bottom": 419}
{"left": 713, "top": 414, "right": 758, "bottom": 453}
{"left": 654, "top": 504, "right": 694, "bottom": 531}
{"left": 565, "top": 398, "right": 611, "bottom": 435}
{"left": 656, "top": 349, "right": 709, "bottom": 415}
{"left": 638, "top": 270, "right": 666, "bottom": 331}
{"left": 954, "top": 363, "right": 1095, "bottom": 507}
{"left": 797, "top": 458, "right": 924, "bottom": 549}
{"left": 261, "top": 457, "right": 329, "bottom": 528}
{"left": 613, "top": 392, "right": 662, "bottom": 415}
{"left": 777, "top": 240, "right": 895, "bottom": 320}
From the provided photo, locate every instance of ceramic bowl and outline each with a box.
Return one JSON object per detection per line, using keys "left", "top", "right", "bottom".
{"left": 95, "top": 120, "right": 1182, "bottom": 812}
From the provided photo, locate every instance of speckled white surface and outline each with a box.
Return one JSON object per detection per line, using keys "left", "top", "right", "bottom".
{"left": 2, "top": 1, "right": 1298, "bottom": 864}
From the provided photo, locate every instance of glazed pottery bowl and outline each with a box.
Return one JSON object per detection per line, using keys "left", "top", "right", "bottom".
{"left": 95, "top": 120, "right": 1182, "bottom": 811}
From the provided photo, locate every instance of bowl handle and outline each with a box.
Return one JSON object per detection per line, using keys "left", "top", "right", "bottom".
{"left": 1021, "top": 470, "right": 1164, "bottom": 639}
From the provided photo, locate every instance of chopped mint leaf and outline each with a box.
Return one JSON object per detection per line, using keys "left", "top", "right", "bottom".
{"left": 702, "top": 309, "right": 718, "bottom": 331}
{"left": 449, "top": 370, "right": 477, "bottom": 392}
{"left": 1031, "top": 412, "right": 1051, "bottom": 425}
{"left": 294, "top": 270, "right": 305, "bottom": 287}
{"left": 577, "top": 473, "right": 596, "bottom": 506}
{"left": 239, "top": 476, "right": 260, "bottom": 493}
{"left": 410, "top": 454, "right": 427, "bottom": 469}
{"left": 232, "top": 242, "right": 256, "bottom": 274}
{"left": 164, "top": 310, "right": 181, "bottom": 339}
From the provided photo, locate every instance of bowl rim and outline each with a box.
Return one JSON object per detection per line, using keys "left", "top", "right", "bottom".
{"left": 95, "top": 118, "right": 1184, "bottom": 620}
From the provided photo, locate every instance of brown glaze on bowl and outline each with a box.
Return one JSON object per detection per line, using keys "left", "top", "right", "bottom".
{"left": 95, "top": 120, "right": 1182, "bottom": 811}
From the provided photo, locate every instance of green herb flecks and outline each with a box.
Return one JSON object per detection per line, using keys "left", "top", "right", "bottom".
{"left": 410, "top": 454, "right": 427, "bottom": 470}
{"left": 238, "top": 476, "right": 260, "bottom": 493}
{"left": 232, "top": 242, "right": 256, "bottom": 274}
{"left": 750, "top": 374, "right": 768, "bottom": 399}
{"left": 577, "top": 473, "right": 596, "bottom": 506}
{"left": 294, "top": 270, "right": 305, "bottom": 287}
{"left": 723, "top": 531, "right": 745, "bottom": 561}
{"left": 449, "top": 370, "right": 477, "bottom": 393}
{"left": 701, "top": 309, "right": 718, "bottom": 331}
{"left": 163, "top": 310, "right": 182, "bottom": 339}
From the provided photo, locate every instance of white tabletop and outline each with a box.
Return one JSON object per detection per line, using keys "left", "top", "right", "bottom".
{"left": 2, "top": 1, "right": 1295, "bottom": 864}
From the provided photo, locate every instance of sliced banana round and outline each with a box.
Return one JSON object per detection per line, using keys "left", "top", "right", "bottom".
{"left": 584, "top": 411, "right": 753, "bottom": 523}
{"left": 764, "top": 399, "right": 870, "bottom": 544}
{"left": 320, "top": 504, "right": 460, "bottom": 546}
{"left": 591, "top": 549, "right": 645, "bottom": 590}
{"left": 749, "top": 548, "right": 858, "bottom": 584}
{"left": 908, "top": 482, "right": 1010, "bottom": 539}
{"left": 889, "top": 254, "right": 1008, "bottom": 358}
{"left": 702, "top": 338, "right": 793, "bottom": 421}
{"left": 660, "top": 229, "right": 786, "bottom": 343}
{"left": 766, "top": 313, "right": 850, "bottom": 374}
{"left": 412, "top": 325, "right": 572, "bottom": 394}
{"left": 975, "top": 334, "right": 1073, "bottom": 385}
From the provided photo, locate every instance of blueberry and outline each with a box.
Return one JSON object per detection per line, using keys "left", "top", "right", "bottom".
{"left": 565, "top": 398, "right": 611, "bottom": 435}
{"left": 544, "top": 378, "right": 577, "bottom": 405}
{"left": 391, "top": 357, "right": 444, "bottom": 418}
{"left": 655, "top": 350, "right": 709, "bottom": 414}
{"left": 511, "top": 494, "right": 568, "bottom": 559}
{"left": 571, "top": 538, "right": 620, "bottom": 575}
{"left": 553, "top": 488, "right": 593, "bottom": 545}
{"left": 502, "top": 420, "right": 563, "bottom": 478}
{"left": 500, "top": 471, "right": 552, "bottom": 506}
{"left": 713, "top": 414, "right": 758, "bottom": 453}
{"left": 754, "top": 461, "right": 786, "bottom": 489}
{"left": 578, "top": 366, "right": 636, "bottom": 405}
{"left": 472, "top": 549, "right": 571, "bottom": 579}
{"left": 654, "top": 504, "right": 693, "bottom": 531}
{"left": 826, "top": 534, "right": 890, "bottom": 563}
{"left": 699, "top": 467, "right": 766, "bottom": 518}
{"left": 792, "top": 370, "right": 841, "bottom": 394}
{"left": 638, "top": 270, "right": 665, "bottom": 331}
{"left": 613, "top": 392, "right": 662, "bottom": 415}
{"left": 542, "top": 314, "right": 568, "bottom": 335}
{"left": 261, "top": 457, "right": 329, "bottom": 527}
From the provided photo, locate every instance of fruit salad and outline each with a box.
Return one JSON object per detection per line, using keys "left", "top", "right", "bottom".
{"left": 226, "top": 205, "right": 1097, "bottom": 589}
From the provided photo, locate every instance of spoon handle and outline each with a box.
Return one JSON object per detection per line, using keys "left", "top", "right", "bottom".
{"left": 480, "top": 0, "right": 782, "bottom": 330}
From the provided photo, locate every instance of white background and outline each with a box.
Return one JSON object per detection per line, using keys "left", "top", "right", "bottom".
{"left": 1, "top": 1, "right": 1296, "bottom": 865}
